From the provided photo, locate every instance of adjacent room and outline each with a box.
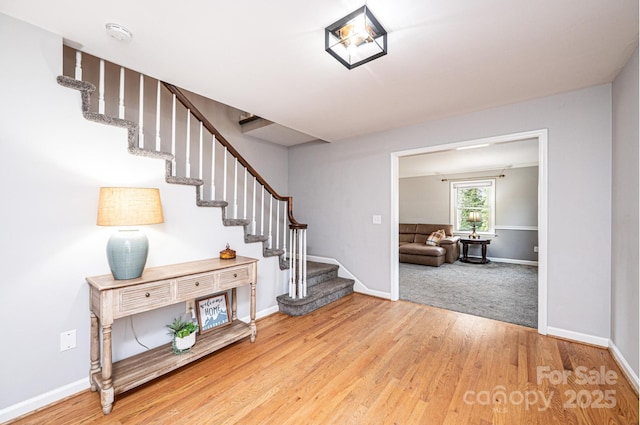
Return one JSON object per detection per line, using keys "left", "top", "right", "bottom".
{"left": 398, "top": 138, "right": 540, "bottom": 328}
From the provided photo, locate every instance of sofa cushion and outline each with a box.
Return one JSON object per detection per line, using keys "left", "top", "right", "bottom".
{"left": 426, "top": 230, "right": 446, "bottom": 246}
{"left": 399, "top": 223, "right": 417, "bottom": 243}
{"left": 399, "top": 243, "right": 446, "bottom": 257}
{"left": 415, "top": 224, "right": 454, "bottom": 237}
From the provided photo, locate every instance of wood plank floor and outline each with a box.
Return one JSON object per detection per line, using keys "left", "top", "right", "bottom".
{"left": 9, "top": 294, "right": 639, "bottom": 424}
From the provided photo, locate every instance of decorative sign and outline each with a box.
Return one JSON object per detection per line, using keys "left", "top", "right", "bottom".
{"left": 196, "top": 292, "right": 231, "bottom": 333}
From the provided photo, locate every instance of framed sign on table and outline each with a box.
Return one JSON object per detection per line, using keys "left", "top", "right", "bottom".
{"left": 196, "top": 292, "right": 232, "bottom": 333}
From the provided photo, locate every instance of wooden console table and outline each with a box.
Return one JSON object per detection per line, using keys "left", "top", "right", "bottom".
{"left": 86, "top": 256, "right": 258, "bottom": 414}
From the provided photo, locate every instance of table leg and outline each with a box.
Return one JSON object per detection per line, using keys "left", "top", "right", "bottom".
{"left": 481, "top": 243, "right": 488, "bottom": 263}
{"left": 90, "top": 312, "right": 100, "bottom": 391}
{"left": 250, "top": 281, "right": 256, "bottom": 342}
{"left": 462, "top": 243, "right": 469, "bottom": 260}
{"left": 231, "top": 287, "right": 238, "bottom": 321}
{"left": 100, "top": 324, "right": 114, "bottom": 414}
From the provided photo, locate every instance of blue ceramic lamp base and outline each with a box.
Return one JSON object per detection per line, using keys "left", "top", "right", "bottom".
{"left": 106, "top": 229, "right": 149, "bottom": 280}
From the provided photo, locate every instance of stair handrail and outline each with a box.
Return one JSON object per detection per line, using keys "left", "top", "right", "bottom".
{"left": 163, "top": 82, "right": 307, "bottom": 230}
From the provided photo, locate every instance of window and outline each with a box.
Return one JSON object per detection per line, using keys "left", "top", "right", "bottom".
{"left": 450, "top": 179, "right": 495, "bottom": 235}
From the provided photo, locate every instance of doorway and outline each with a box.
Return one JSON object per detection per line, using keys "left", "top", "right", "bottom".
{"left": 390, "top": 130, "right": 548, "bottom": 334}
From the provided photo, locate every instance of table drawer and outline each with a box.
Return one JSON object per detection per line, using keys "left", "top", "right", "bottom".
{"left": 219, "top": 265, "right": 252, "bottom": 289}
{"left": 118, "top": 281, "right": 172, "bottom": 314}
{"left": 177, "top": 273, "right": 215, "bottom": 299}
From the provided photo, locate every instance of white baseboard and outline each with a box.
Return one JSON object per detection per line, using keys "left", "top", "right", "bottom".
{"left": 546, "top": 326, "right": 609, "bottom": 347}
{"left": 609, "top": 340, "right": 640, "bottom": 393}
{"left": 0, "top": 377, "right": 89, "bottom": 423}
{"left": 307, "top": 255, "right": 391, "bottom": 300}
{"left": 239, "top": 305, "right": 279, "bottom": 323}
{"left": 485, "top": 256, "right": 539, "bottom": 266}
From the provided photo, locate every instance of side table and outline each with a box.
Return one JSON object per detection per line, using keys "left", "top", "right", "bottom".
{"left": 460, "top": 238, "right": 491, "bottom": 264}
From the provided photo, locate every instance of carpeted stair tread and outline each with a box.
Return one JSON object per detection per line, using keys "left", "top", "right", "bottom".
{"left": 245, "top": 234, "right": 269, "bottom": 243}
{"left": 223, "top": 218, "right": 251, "bottom": 227}
{"left": 306, "top": 261, "right": 339, "bottom": 278}
{"left": 264, "top": 248, "right": 285, "bottom": 257}
{"left": 276, "top": 277, "right": 355, "bottom": 316}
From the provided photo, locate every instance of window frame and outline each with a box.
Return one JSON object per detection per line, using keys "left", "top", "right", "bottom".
{"left": 449, "top": 179, "right": 496, "bottom": 236}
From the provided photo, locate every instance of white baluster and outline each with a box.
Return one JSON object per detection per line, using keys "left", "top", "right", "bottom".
{"left": 297, "top": 230, "right": 303, "bottom": 298}
{"left": 155, "top": 80, "right": 161, "bottom": 152}
{"left": 233, "top": 158, "right": 238, "bottom": 219}
{"left": 98, "top": 59, "right": 105, "bottom": 114}
{"left": 74, "top": 50, "right": 82, "bottom": 80}
{"left": 198, "top": 123, "right": 204, "bottom": 198}
{"left": 138, "top": 74, "right": 144, "bottom": 148}
{"left": 302, "top": 229, "right": 307, "bottom": 297}
{"left": 289, "top": 229, "right": 296, "bottom": 298}
{"left": 282, "top": 205, "right": 287, "bottom": 258}
{"left": 223, "top": 147, "right": 228, "bottom": 201}
{"left": 275, "top": 201, "right": 280, "bottom": 250}
{"left": 268, "top": 196, "right": 273, "bottom": 248}
{"left": 185, "top": 110, "right": 191, "bottom": 177}
{"left": 252, "top": 177, "right": 257, "bottom": 234}
{"left": 260, "top": 188, "right": 265, "bottom": 236}
{"left": 210, "top": 135, "right": 216, "bottom": 200}
{"left": 118, "top": 67, "right": 125, "bottom": 119}
{"left": 243, "top": 168, "right": 247, "bottom": 220}
{"left": 171, "top": 94, "right": 176, "bottom": 176}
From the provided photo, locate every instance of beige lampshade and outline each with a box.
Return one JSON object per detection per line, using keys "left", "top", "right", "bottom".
{"left": 97, "top": 187, "right": 164, "bottom": 226}
{"left": 468, "top": 211, "right": 482, "bottom": 223}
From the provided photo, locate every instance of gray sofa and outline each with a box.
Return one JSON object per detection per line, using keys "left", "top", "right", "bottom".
{"left": 399, "top": 223, "right": 460, "bottom": 267}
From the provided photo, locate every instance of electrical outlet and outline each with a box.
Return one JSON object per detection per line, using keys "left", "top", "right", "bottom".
{"left": 372, "top": 215, "right": 382, "bottom": 225}
{"left": 534, "top": 246, "right": 539, "bottom": 253}
{"left": 60, "top": 329, "right": 76, "bottom": 351}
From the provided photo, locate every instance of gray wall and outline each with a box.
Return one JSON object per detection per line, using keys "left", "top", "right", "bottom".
{"left": 611, "top": 47, "right": 639, "bottom": 377}
{"left": 0, "top": 14, "right": 290, "bottom": 413}
{"left": 290, "top": 83, "right": 612, "bottom": 341}
{"left": 399, "top": 166, "right": 538, "bottom": 261}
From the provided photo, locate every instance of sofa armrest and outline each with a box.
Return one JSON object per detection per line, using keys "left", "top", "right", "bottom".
{"left": 438, "top": 237, "right": 460, "bottom": 263}
{"left": 439, "top": 236, "right": 460, "bottom": 245}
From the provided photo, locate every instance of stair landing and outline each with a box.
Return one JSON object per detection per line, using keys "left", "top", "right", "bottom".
{"left": 276, "top": 261, "right": 355, "bottom": 316}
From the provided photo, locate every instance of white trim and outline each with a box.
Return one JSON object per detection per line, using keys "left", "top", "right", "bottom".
{"left": 609, "top": 340, "right": 640, "bottom": 393}
{"left": 307, "top": 255, "right": 392, "bottom": 300}
{"left": 392, "top": 129, "right": 548, "bottom": 335}
{"left": 239, "top": 305, "right": 279, "bottom": 323}
{"left": 390, "top": 154, "right": 400, "bottom": 301}
{"left": 0, "top": 378, "right": 89, "bottom": 423}
{"left": 494, "top": 225, "right": 538, "bottom": 231}
{"left": 537, "top": 130, "right": 548, "bottom": 334}
{"left": 547, "top": 326, "right": 609, "bottom": 347}
{"left": 485, "top": 256, "right": 538, "bottom": 266}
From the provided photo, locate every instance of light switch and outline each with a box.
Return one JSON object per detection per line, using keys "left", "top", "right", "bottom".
{"left": 372, "top": 215, "right": 382, "bottom": 225}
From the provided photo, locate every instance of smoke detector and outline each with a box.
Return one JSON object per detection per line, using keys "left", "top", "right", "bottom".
{"left": 105, "top": 23, "right": 133, "bottom": 42}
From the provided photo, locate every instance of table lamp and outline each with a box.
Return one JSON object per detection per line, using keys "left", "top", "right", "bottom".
{"left": 468, "top": 211, "right": 482, "bottom": 239}
{"left": 97, "top": 187, "right": 164, "bottom": 280}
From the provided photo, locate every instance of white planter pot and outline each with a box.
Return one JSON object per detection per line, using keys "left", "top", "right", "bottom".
{"left": 174, "top": 332, "right": 196, "bottom": 351}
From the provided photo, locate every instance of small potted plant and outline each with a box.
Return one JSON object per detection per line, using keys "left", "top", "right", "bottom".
{"left": 166, "top": 317, "right": 198, "bottom": 354}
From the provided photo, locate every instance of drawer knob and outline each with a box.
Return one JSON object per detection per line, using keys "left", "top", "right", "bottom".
{"left": 195, "top": 281, "right": 200, "bottom": 286}
{"left": 145, "top": 292, "right": 150, "bottom": 298}
{"left": 233, "top": 273, "right": 238, "bottom": 278}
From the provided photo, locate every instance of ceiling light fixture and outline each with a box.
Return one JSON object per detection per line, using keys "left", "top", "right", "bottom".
{"left": 105, "top": 23, "right": 133, "bottom": 42}
{"left": 325, "top": 5, "right": 387, "bottom": 70}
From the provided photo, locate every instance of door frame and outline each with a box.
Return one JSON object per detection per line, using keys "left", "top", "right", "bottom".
{"left": 389, "top": 129, "right": 548, "bottom": 334}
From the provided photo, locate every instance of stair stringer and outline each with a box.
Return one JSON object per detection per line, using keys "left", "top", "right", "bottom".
{"left": 57, "top": 75, "right": 288, "bottom": 269}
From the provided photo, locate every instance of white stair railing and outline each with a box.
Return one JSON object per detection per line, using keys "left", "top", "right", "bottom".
{"left": 65, "top": 47, "right": 308, "bottom": 298}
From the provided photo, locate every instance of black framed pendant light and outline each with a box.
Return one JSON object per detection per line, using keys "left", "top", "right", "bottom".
{"left": 325, "top": 5, "right": 388, "bottom": 69}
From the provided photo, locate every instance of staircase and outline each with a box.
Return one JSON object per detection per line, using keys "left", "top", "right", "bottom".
{"left": 59, "top": 47, "right": 353, "bottom": 315}
{"left": 277, "top": 262, "right": 355, "bottom": 316}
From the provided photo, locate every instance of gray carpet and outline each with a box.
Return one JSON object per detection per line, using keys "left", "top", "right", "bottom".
{"left": 400, "top": 261, "right": 538, "bottom": 328}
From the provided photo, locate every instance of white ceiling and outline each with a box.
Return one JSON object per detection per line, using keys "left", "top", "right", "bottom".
{"left": 399, "top": 138, "right": 539, "bottom": 178}
{"left": 1, "top": 1, "right": 637, "bottom": 143}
